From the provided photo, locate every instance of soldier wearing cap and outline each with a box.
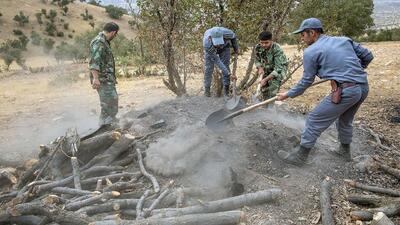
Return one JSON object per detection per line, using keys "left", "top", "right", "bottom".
{"left": 255, "top": 31, "right": 288, "bottom": 101}
{"left": 89, "top": 22, "right": 119, "bottom": 126}
{"left": 276, "top": 18, "right": 374, "bottom": 166}
{"left": 203, "top": 27, "right": 239, "bottom": 97}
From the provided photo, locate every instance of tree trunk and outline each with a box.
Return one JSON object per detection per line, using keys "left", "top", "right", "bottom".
{"left": 90, "top": 210, "right": 246, "bottom": 225}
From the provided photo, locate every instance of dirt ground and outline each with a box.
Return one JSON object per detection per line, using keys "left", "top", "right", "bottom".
{"left": 0, "top": 41, "right": 399, "bottom": 224}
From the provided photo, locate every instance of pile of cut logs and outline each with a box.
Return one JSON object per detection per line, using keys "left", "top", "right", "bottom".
{"left": 0, "top": 128, "right": 282, "bottom": 225}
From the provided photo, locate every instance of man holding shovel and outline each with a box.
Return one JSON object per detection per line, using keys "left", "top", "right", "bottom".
{"left": 276, "top": 18, "right": 373, "bottom": 166}
{"left": 255, "top": 31, "right": 288, "bottom": 101}
{"left": 203, "top": 27, "right": 239, "bottom": 97}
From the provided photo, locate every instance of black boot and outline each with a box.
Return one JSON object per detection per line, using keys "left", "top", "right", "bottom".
{"left": 277, "top": 146, "right": 311, "bottom": 166}
{"left": 327, "top": 143, "right": 351, "bottom": 162}
{"left": 223, "top": 85, "right": 230, "bottom": 97}
{"left": 204, "top": 87, "right": 211, "bottom": 97}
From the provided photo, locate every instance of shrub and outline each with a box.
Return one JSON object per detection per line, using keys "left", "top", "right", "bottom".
{"left": 105, "top": 5, "right": 126, "bottom": 19}
{"left": 62, "top": 6, "right": 68, "bottom": 14}
{"left": 42, "top": 38, "right": 55, "bottom": 53}
{"left": 31, "top": 31, "right": 42, "bottom": 45}
{"left": 68, "top": 34, "right": 73, "bottom": 39}
{"left": 41, "top": 9, "right": 47, "bottom": 15}
{"left": 13, "top": 30, "right": 24, "bottom": 36}
{"left": 89, "top": 21, "right": 95, "bottom": 29}
{"left": 56, "top": 31, "right": 64, "bottom": 37}
{"left": 35, "top": 12, "right": 43, "bottom": 25}
{"left": 13, "top": 11, "right": 29, "bottom": 27}
{"left": 48, "top": 9, "right": 57, "bottom": 21}
{"left": 0, "top": 39, "right": 27, "bottom": 70}
{"left": 81, "top": 8, "right": 92, "bottom": 21}
{"left": 87, "top": 0, "right": 101, "bottom": 6}
{"left": 45, "top": 22, "right": 57, "bottom": 36}
{"left": 63, "top": 23, "right": 69, "bottom": 30}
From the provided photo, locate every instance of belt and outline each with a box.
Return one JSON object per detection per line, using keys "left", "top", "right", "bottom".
{"left": 339, "top": 82, "right": 356, "bottom": 89}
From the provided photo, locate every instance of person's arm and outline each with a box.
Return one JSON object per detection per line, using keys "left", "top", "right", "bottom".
{"left": 89, "top": 41, "right": 104, "bottom": 89}
{"left": 286, "top": 51, "right": 318, "bottom": 98}
{"left": 351, "top": 40, "right": 374, "bottom": 68}
{"left": 205, "top": 46, "right": 230, "bottom": 76}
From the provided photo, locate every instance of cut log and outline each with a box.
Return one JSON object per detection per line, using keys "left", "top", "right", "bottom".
{"left": 151, "top": 188, "right": 281, "bottom": 218}
{"left": 96, "top": 179, "right": 103, "bottom": 192}
{"left": 378, "top": 163, "right": 400, "bottom": 180}
{"left": 136, "top": 148, "right": 160, "bottom": 193}
{"left": 320, "top": 177, "right": 335, "bottom": 225}
{"left": 71, "top": 157, "right": 81, "bottom": 190}
{"left": 81, "top": 172, "right": 141, "bottom": 188}
{"left": 0, "top": 191, "right": 18, "bottom": 203}
{"left": 5, "top": 202, "right": 90, "bottom": 225}
{"left": 344, "top": 179, "right": 400, "bottom": 197}
{"left": 350, "top": 201, "right": 400, "bottom": 221}
{"left": 51, "top": 187, "right": 95, "bottom": 196}
{"left": 347, "top": 195, "right": 383, "bottom": 207}
{"left": 65, "top": 191, "right": 120, "bottom": 211}
{"left": 144, "top": 187, "right": 172, "bottom": 217}
{"left": 112, "top": 154, "right": 135, "bottom": 167}
{"left": 76, "top": 199, "right": 140, "bottom": 216}
{"left": 176, "top": 187, "right": 184, "bottom": 208}
{"left": 371, "top": 212, "right": 395, "bottom": 225}
{"left": 3, "top": 215, "right": 43, "bottom": 225}
{"left": 89, "top": 210, "right": 246, "bottom": 225}
{"left": 103, "top": 181, "right": 137, "bottom": 192}
{"left": 87, "top": 134, "right": 135, "bottom": 167}
{"left": 137, "top": 190, "right": 151, "bottom": 220}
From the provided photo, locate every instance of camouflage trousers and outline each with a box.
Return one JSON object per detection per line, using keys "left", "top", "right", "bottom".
{"left": 97, "top": 82, "right": 118, "bottom": 126}
{"left": 261, "top": 78, "right": 281, "bottom": 100}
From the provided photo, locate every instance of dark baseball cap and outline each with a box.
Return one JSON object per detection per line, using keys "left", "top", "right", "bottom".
{"left": 293, "top": 18, "right": 323, "bottom": 34}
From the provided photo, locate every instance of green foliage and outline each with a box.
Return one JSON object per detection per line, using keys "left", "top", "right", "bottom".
{"left": 13, "top": 29, "right": 24, "bottom": 36}
{"left": 68, "top": 34, "right": 73, "bottom": 38}
{"left": 45, "top": 22, "right": 57, "bottom": 36}
{"left": 0, "top": 12, "right": 3, "bottom": 17}
{"left": 289, "top": 0, "right": 374, "bottom": 38}
{"left": 57, "top": 31, "right": 64, "bottom": 37}
{"left": 35, "top": 12, "right": 43, "bottom": 25}
{"left": 63, "top": 23, "right": 69, "bottom": 30}
{"left": 62, "top": 6, "right": 69, "bottom": 14}
{"left": 42, "top": 38, "right": 55, "bottom": 53}
{"left": 105, "top": 5, "right": 126, "bottom": 19}
{"left": 87, "top": 0, "right": 101, "bottom": 6}
{"left": 41, "top": 9, "right": 47, "bottom": 15}
{"left": 54, "top": 41, "right": 73, "bottom": 62}
{"left": 31, "top": 31, "right": 42, "bottom": 45}
{"left": 81, "top": 8, "right": 92, "bottom": 21}
{"left": 357, "top": 28, "right": 400, "bottom": 42}
{"left": 48, "top": 9, "right": 57, "bottom": 21}
{"left": 0, "top": 39, "right": 27, "bottom": 70}
{"left": 13, "top": 11, "right": 29, "bottom": 27}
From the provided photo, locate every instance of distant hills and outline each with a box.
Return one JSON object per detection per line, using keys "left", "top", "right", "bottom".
{"left": 373, "top": 0, "right": 400, "bottom": 28}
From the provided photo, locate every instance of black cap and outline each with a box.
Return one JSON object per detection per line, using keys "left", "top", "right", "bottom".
{"left": 259, "top": 31, "right": 272, "bottom": 41}
{"left": 103, "top": 22, "right": 119, "bottom": 32}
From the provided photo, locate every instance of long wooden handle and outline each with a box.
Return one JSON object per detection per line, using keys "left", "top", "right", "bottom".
{"left": 232, "top": 55, "right": 238, "bottom": 96}
{"left": 219, "top": 79, "right": 329, "bottom": 122}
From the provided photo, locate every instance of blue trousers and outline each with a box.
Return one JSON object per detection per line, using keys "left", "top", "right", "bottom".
{"left": 301, "top": 84, "right": 369, "bottom": 148}
{"left": 204, "top": 47, "right": 231, "bottom": 88}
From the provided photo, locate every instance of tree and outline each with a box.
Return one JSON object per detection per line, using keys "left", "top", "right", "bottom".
{"left": 31, "top": 31, "right": 42, "bottom": 46}
{"left": 13, "top": 11, "right": 29, "bottom": 27}
{"left": 0, "top": 40, "right": 27, "bottom": 70}
{"left": 35, "top": 12, "right": 43, "bottom": 25}
{"left": 289, "top": 0, "right": 374, "bottom": 38}
{"left": 105, "top": 5, "right": 126, "bottom": 19}
{"left": 42, "top": 38, "right": 55, "bottom": 53}
{"left": 45, "top": 22, "right": 57, "bottom": 36}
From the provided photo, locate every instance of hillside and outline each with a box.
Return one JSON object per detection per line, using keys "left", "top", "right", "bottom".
{"left": 0, "top": 0, "right": 135, "bottom": 67}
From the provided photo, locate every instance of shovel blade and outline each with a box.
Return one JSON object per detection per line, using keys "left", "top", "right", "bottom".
{"left": 225, "top": 95, "right": 244, "bottom": 111}
{"left": 205, "top": 108, "right": 235, "bottom": 132}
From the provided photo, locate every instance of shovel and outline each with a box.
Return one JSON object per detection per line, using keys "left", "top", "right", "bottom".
{"left": 225, "top": 55, "right": 242, "bottom": 110}
{"left": 251, "top": 75, "right": 262, "bottom": 104}
{"left": 206, "top": 79, "right": 329, "bottom": 131}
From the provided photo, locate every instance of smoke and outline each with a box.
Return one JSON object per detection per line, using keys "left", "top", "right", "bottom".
{"left": 145, "top": 123, "right": 246, "bottom": 199}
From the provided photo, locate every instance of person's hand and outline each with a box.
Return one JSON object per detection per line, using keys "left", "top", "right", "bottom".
{"left": 230, "top": 74, "right": 237, "bottom": 81}
{"left": 260, "top": 75, "right": 273, "bottom": 86}
{"left": 257, "top": 67, "right": 264, "bottom": 76}
{"left": 92, "top": 78, "right": 100, "bottom": 89}
{"left": 277, "top": 92, "right": 289, "bottom": 101}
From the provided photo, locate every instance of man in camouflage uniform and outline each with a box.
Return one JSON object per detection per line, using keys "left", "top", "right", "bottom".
{"left": 255, "top": 31, "right": 288, "bottom": 101}
{"left": 89, "top": 22, "right": 119, "bottom": 126}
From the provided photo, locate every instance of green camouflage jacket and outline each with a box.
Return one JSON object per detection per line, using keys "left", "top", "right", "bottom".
{"left": 254, "top": 42, "right": 288, "bottom": 81}
{"left": 89, "top": 32, "right": 116, "bottom": 84}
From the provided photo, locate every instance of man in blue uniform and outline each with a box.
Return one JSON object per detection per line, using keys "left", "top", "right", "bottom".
{"left": 203, "top": 27, "right": 239, "bottom": 97}
{"left": 276, "top": 18, "right": 374, "bottom": 166}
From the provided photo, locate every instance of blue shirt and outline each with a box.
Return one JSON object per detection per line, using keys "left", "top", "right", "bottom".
{"left": 288, "top": 35, "right": 373, "bottom": 98}
{"left": 203, "top": 27, "right": 239, "bottom": 76}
